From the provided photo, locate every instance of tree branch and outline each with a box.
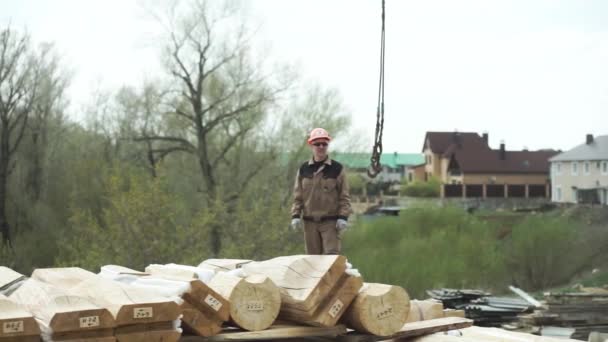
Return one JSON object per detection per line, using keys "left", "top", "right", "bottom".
{"left": 203, "top": 95, "right": 267, "bottom": 134}
{"left": 211, "top": 125, "right": 252, "bottom": 168}
{"left": 132, "top": 135, "right": 195, "bottom": 150}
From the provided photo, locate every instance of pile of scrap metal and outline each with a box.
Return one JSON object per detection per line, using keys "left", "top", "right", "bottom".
{"left": 519, "top": 287, "right": 608, "bottom": 340}
{"left": 428, "top": 288, "right": 535, "bottom": 327}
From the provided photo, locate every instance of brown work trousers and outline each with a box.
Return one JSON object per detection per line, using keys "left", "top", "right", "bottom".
{"left": 303, "top": 220, "right": 341, "bottom": 255}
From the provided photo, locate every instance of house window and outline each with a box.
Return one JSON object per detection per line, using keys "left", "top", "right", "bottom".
{"left": 603, "top": 161, "right": 608, "bottom": 175}
{"left": 408, "top": 173, "right": 413, "bottom": 182}
{"left": 556, "top": 162, "right": 561, "bottom": 175}
{"left": 571, "top": 162, "right": 578, "bottom": 176}
{"left": 554, "top": 186, "right": 562, "bottom": 201}
{"left": 584, "top": 162, "right": 590, "bottom": 175}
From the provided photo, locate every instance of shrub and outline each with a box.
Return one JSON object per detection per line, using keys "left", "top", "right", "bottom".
{"left": 401, "top": 177, "right": 441, "bottom": 197}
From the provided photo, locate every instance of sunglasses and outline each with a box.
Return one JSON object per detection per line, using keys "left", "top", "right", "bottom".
{"left": 312, "top": 142, "right": 328, "bottom": 147}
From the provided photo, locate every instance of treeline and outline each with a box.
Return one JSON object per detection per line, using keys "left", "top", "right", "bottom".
{"left": 344, "top": 206, "right": 608, "bottom": 297}
{"left": 0, "top": 1, "right": 354, "bottom": 273}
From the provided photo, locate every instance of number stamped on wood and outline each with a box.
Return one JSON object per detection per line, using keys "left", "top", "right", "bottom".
{"left": 375, "top": 307, "right": 394, "bottom": 320}
{"left": 328, "top": 299, "right": 344, "bottom": 318}
{"left": 204, "top": 294, "right": 223, "bottom": 311}
{"left": 133, "top": 307, "right": 154, "bottom": 319}
{"left": 3, "top": 320, "right": 24, "bottom": 333}
{"left": 79, "top": 316, "right": 100, "bottom": 328}
{"left": 246, "top": 301, "right": 264, "bottom": 311}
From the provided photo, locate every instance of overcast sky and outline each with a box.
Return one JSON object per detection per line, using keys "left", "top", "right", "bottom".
{"left": 2, "top": 0, "right": 607, "bottom": 153}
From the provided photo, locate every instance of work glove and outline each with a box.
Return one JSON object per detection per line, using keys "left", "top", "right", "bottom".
{"left": 336, "top": 219, "right": 348, "bottom": 236}
{"left": 291, "top": 218, "right": 302, "bottom": 231}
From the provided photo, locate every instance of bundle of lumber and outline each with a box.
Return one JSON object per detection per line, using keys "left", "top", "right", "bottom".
{"left": 9, "top": 278, "right": 116, "bottom": 341}
{"left": 0, "top": 294, "right": 40, "bottom": 342}
{"left": 101, "top": 264, "right": 231, "bottom": 337}
{"left": 520, "top": 290, "right": 608, "bottom": 340}
{"left": 209, "top": 255, "right": 364, "bottom": 328}
{"left": 31, "top": 267, "right": 182, "bottom": 342}
{"left": 144, "top": 263, "right": 281, "bottom": 332}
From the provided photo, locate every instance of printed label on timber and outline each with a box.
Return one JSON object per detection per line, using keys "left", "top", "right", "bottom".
{"left": 204, "top": 294, "right": 223, "bottom": 311}
{"left": 328, "top": 299, "right": 344, "bottom": 318}
{"left": 3, "top": 321, "right": 24, "bottom": 333}
{"left": 133, "top": 307, "right": 154, "bottom": 319}
{"left": 246, "top": 301, "right": 264, "bottom": 311}
{"left": 375, "top": 306, "right": 394, "bottom": 320}
{"left": 79, "top": 316, "right": 100, "bottom": 328}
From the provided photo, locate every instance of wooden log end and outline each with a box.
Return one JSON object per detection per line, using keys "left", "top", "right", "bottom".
{"left": 344, "top": 283, "right": 411, "bottom": 336}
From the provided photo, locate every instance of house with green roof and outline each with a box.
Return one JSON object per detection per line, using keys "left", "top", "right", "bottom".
{"left": 333, "top": 152, "right": 425, "bottom": 183}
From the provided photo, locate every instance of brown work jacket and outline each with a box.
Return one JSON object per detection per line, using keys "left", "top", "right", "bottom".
{"left": 291, "top": 157, "right": 351, "bottom": 221}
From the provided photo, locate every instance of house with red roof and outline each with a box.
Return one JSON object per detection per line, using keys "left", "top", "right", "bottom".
{"left": 418, "top": 131, "right": 559, "bottom": 198}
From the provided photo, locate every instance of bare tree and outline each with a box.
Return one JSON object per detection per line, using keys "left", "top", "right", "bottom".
{"left": 0, "top": 27, "right": 39, "bottom": 246}
{"left": 26, "top": 43, "right": 69, "bottom": 202}
{"left": 137, "top": 1, "right": 291, "bottom": 255}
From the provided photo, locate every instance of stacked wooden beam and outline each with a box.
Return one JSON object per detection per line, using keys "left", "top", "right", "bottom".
{"left": 219, "top": 255, "right": 364, "bottom": 328}
{"left": 31, "top": 267, "right": 182, "bottom": 342}
{"left": 0, "top": 294, "right": 40, "bottom": 342}
{"left": 9, "top": 278, "right": 117, "bottom": 341}
{"left": 101, "top": 264, "right": 231, "bottom": 337}
{"left": 520, "top": 291, "right": 608, "bottom": 340}
{"left": 144, "top": 263, "right": 281, "bottom": 332}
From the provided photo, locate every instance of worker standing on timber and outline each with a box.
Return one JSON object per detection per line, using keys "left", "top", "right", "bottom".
{"left": 290, "top": 128, "right": 352, "bottom": 255}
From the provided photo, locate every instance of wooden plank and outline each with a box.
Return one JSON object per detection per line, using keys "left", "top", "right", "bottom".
{"left": 405, "top": 300, "right": 444, "bottom": 323}
{"left": 458, "top": 326, "right": 582, "bottom": 342}
{"left": 180, "top": 324, "right": 348, "bottom": 341}
{"left": 339, "top": 317, "right": 473, "bottom": 342}
{"left": 442, "top": 309, "right": 465, "bottom": 318}
{"left": 116, "top": 330, "right": 181, "bottom": 342}
{"left": 115, "top": 321, "right": 182, "bottom": 342}
{"left": 45, "top": 326, "right": 115, "bottom": 341}
{"left": 405, "top": 333, "right": 480, "bottom": 342}
{"left": 0, "top": 294, "right": 41, "bottom": 340}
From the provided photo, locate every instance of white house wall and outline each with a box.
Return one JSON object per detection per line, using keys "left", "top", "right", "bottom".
{"left": 551, "top": 160, "right": 608, "bottom": 203}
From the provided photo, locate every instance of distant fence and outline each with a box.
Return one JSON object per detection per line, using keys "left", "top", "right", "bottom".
{"left": 443, "top": 184, "right": 549, "bottom": 199}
